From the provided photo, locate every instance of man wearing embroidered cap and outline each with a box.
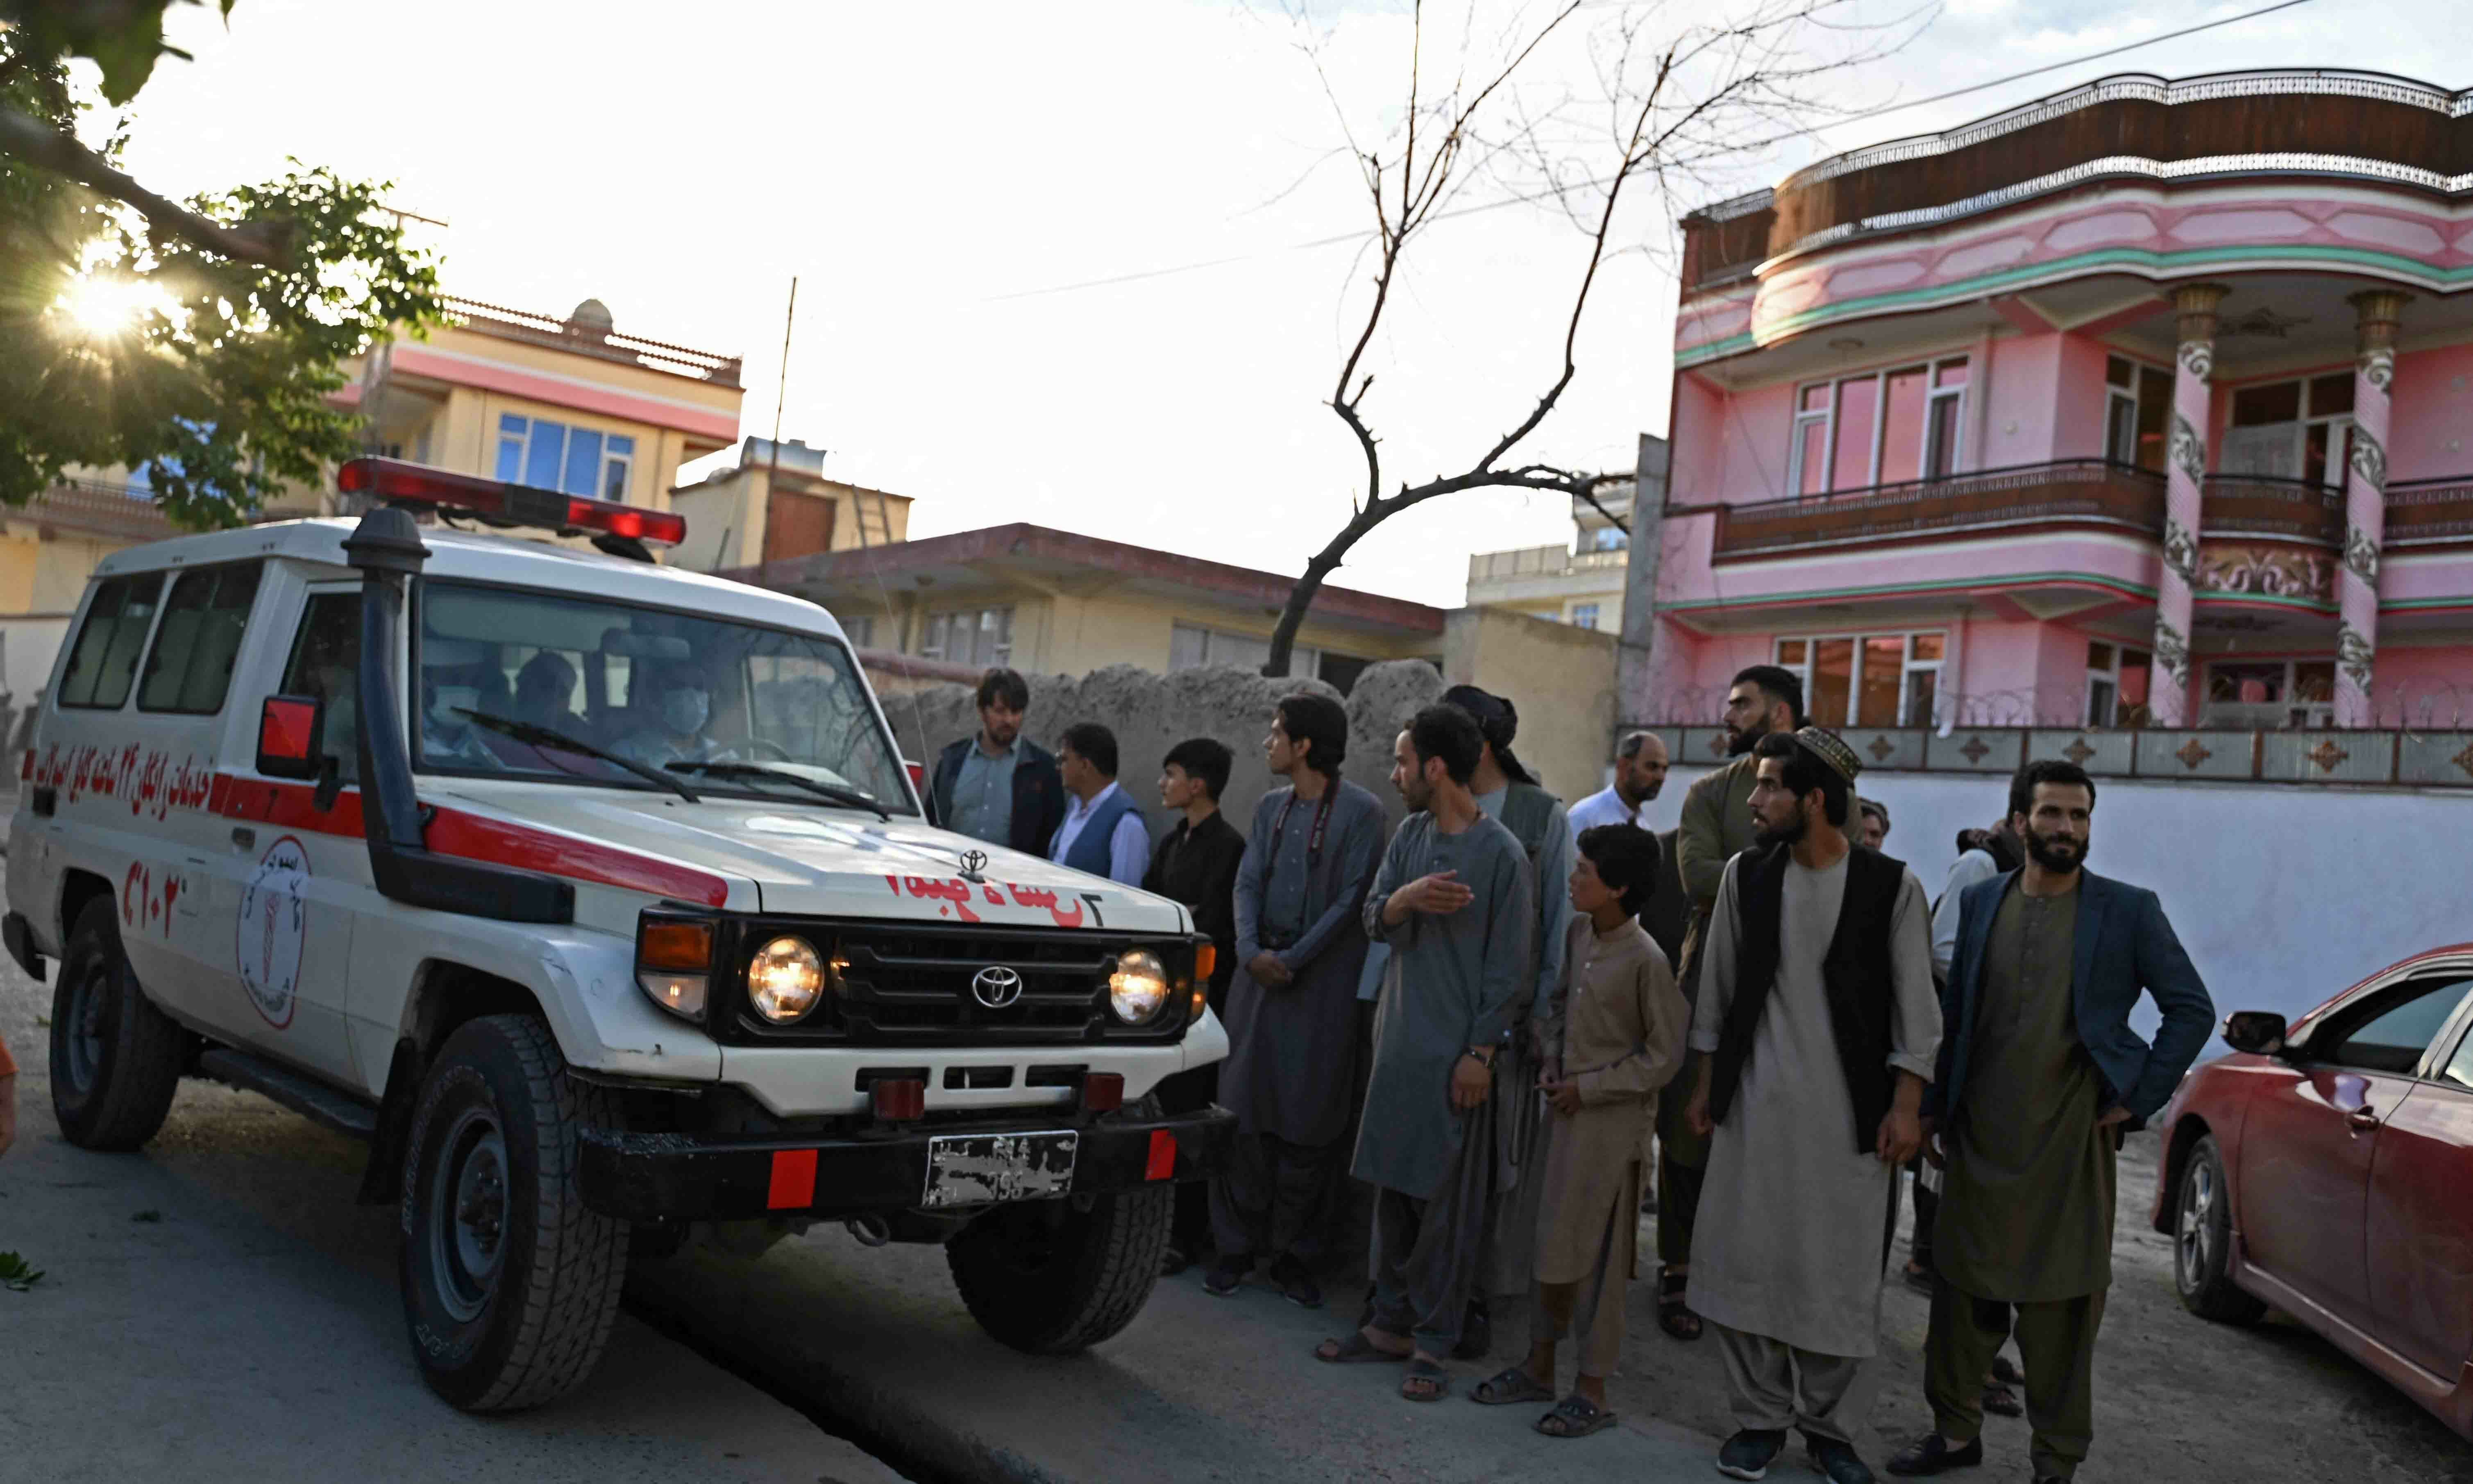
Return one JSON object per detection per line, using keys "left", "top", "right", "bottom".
{"left": 1682, "top": 727, "right": 1940, "bottom": 1484}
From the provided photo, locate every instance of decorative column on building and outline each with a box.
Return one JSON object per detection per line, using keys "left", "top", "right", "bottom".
{"left": 2150, "top": 282, "right": 2226, "bottom": 728}
{"left": 2338, "top": 290, "right": 2406, "bottom": 727}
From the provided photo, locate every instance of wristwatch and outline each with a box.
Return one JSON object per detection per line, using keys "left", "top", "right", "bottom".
{"left": 1462, "top": 1047, "right": 1495, "bottom": 1069}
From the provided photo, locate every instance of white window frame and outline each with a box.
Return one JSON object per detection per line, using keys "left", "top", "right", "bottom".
{"left": 2102, "top": 354, "right": 2170, "bottom": 467}
{"left": 920, "top": 605, "right": 1014, "bottom": 667}
{"left": 2083, "top": 640, "right": 2150, "bottom": 727}
{"left": 1789, "top": 357, "right": 1969, "bottom": 495}
{"left": 1168, "top": 621, "right": 1319, "bottom": 678}
{"left": 1772, "top": 629, "right": 1947, "bottom": 728}
{"left": 1568, "top": 602, "right": 1601, "bottom": 631}
{"left": 1921, "top": 358, "right": 1969, "bottom": 481}
{"left": 2224, "top": 372, "right": 2356, "bottom": 487}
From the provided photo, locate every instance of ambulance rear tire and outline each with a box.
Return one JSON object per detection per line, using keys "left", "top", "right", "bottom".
{"left": 49, "top": 898, "right": 185, "bottom": 1152}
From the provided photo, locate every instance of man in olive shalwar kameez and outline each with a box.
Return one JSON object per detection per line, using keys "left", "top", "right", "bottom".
{"left": 1888, "top": 761, "right": 2211, "bottom": 1484}
{"left": 1312, "top": 704, "right": 1531, "bottom": 1403}
{"left": 1208, "top": 694, "right": 1386, "bottom": 1307}
{"left": 1471, "top": 823, "right": 1690, "bottom": 1439}
{"left": 1684, "top": 728, "right": 1939, "bottom": 1484}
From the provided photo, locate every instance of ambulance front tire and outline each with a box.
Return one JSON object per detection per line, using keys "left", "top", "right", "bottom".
{"left": 48, "top": 898, "right": 185, "bottom": 1151}
{"left": 398, "top": 1013, "right": 629, "bottom": 1412}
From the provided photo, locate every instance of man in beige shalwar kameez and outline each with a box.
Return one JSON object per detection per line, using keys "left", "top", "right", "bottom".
{"left": 1471, "top": 824, "right": 1690, "bottom": 1438}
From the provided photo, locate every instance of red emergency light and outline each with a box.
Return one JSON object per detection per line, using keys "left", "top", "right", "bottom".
{"left": 336, "top": 458, "right": 686, "bottom": 548}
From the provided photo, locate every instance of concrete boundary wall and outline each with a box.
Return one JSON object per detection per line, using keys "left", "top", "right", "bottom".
{"left": 1643, "top": 762, "right": 2473, "bottom": 1033}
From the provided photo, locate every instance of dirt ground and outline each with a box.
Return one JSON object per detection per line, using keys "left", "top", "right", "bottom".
{"left": 1457, "top": 1130, "right": 2473, "bottom": 1482}
{"left": 4, "top": 833, "right": 2468, "bottom": 1481}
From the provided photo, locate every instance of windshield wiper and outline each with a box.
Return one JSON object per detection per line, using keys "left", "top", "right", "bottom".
{"left": 454, "top": 710, "right": 701, "bottom": 803}
{"left": 666, "top": 761, "right": 889, "bottom": 819}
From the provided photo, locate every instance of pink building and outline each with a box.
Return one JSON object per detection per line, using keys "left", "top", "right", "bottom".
{"left": 1647, "top": 69, "right": 2473, "bottom": 735}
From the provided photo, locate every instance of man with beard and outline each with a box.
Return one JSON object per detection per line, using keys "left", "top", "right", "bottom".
{"left": 1208, "top": 696, "right": 1385, "bottom": 1306}
{"left": 1888, "top": 761, "right": 2212, "bottom": 1484}
{"left": 1683, "top": 728, "right": 1938, "bottom": 1484}
{"left": 1438, "top": 683, "right": 1574, "bottom": 1356}
{"left": 926, "top": 667, "right": 1068, "bottom": 857}
{"left": 1313, "top": 704, "right": 1530, "bottom": 1403}
{"left": 1660, "top": 664, "right": 1805, "bottom": 1342}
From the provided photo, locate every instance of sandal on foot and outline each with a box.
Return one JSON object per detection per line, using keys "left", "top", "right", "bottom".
{"left": 1990, "top": 1355, "right": 2022, "bottom": 1386}
{"left": 1656, "top": 1266, "right": 1703, "bottom": 1342}
{"left": 1981, "top": 1381, "right": 2022, "bottom": 1418}
{"left": 1536, "top": 1393, "right": 1617, "bottom": 1438}
{"left": 1400, "top": 1359, "right": 1451, "bottom": 1402}
{"left": 1470, "top": 1367, "right": 1554, "bottom": 1405}
{"left": 1315, "top": 1333, "right": 1409, "bottom": 1364}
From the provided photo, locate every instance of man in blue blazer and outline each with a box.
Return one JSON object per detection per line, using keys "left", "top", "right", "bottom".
{"left": 1890, "top": 759, "right": 2211, "bottom": 1484}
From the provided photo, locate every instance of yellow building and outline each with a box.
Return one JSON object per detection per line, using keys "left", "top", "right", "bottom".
{"left": 2, "top": 294, "right": 749, "bottom": 708}
{"left": 730, "top": 523, "right": 1446, "bottom": 693}
{"left": 1464, "top": 481, "right": 1636, "bottom": 631}
{"left": 669, "top": 436, "right": 914, "bottom": 573}
{"left": 315, "top": 294, "right": 744, "bottom": 517}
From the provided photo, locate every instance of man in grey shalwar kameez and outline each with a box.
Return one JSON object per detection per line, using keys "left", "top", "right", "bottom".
{"left": 1312, "top": 704, "right": 1531, "bottom": 1403}
{"left": 1684, "top": 728, "right": 1940, "bottom": 1484}
{"left": 1207, "top": 694, "right": 1385, "bottom": 1307}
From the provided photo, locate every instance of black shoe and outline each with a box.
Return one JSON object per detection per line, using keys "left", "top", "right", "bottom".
{"left": 1885, "top": 1434, "right": 1983, "bottom": 1477}
{"left": 1202, "top": 1255, "right": 1252, "bottom": 1297}
{"left": 1452, "top": 1297, "right": 1492, "bottom": 1359}
{"left": 1267, "top": 1253, "right": 1324, "bottom": 1309}
{"left": 1716, "top": 1429, "right": 1788, "bottom": 1480}
{"left": 1804, "top": 1435, "right": 1875, "bottom": 1484}
{"left": 1161, "top": 1246, "right": 1193, "bottom": 1278}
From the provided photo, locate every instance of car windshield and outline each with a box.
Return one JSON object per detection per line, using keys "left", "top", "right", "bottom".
{"left": 410, "top": 579, "right": 910, "bottom": 813}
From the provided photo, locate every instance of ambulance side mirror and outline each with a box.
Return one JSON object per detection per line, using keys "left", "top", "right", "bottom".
{"left": 257, "top": 694, "right": 326, "bottom": 781}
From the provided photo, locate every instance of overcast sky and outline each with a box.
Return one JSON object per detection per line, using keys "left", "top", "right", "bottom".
{"left": 113, "top": 0, "right": 2470, "bottom": 609}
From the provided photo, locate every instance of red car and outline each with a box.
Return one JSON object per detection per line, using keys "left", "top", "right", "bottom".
{"left": 2153, "top": 943, "right": 2473, "bottom": 1438}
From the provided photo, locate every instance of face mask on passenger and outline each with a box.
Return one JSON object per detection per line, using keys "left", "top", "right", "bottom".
{"left": 662, "top": 688, "right": 710, "bottom": 735}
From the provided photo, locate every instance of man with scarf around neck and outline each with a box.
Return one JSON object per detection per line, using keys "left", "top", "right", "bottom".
{"left": 1436, "top": 683, "right": 1574, "bottom": 1357}
{"left": 1206, "top": 694, "right": 1385, "bottom": 1307}
{"left": 1682, "top": 727, "right": 1940, "bottom": 1484}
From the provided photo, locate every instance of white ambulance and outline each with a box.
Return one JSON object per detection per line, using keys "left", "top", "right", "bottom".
{"left": 5, "top": 459, "right": 1231, "bottom": 1411}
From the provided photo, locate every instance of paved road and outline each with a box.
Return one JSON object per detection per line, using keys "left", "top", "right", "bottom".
{"left": 0, "top": 876, "right": 908, "bottom": 1484}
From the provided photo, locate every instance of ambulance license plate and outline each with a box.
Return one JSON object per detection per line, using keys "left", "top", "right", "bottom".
{"left": 921, "top": 1130, "right": 1079, "bottom": 1208}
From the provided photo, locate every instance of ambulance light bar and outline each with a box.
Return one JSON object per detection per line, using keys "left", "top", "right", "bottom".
{"left": 336, "top": 458, "right": 686, "bottom": 548}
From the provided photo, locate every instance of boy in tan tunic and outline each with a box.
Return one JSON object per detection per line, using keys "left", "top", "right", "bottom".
{"left": 1472, "top": 824, "right": 1690, "bottom": 1437}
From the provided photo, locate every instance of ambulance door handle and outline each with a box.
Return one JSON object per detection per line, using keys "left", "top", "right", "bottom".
{"left": 230, "top": 827, "right": 256, "bottom": 851}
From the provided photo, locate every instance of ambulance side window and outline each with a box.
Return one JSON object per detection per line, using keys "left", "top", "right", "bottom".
{"left": 138, "top": 562, "right": 265, "bottom": 714}
{"left": 58, "top": 572, "right": 166, "bottom": 710}
{"left": 278, "top": 592, "right": 361, "bottom": 782}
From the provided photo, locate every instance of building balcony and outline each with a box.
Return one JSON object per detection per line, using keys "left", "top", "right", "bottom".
{"left": 1704, "top": 461, "right": 2473, "bottom": 568}
{"left": 1708, "top": 459, "right": 2164, "bottom": 562}
{"left": 5, "top": 480, "right": 179, "bottom": 544}
{"left": 1466, "top": 544, "right": 1629, "bottom": 608}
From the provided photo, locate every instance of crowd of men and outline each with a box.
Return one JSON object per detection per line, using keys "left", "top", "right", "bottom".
{"left": 925, "top": 663, "right": 2214, "bottom": 1484}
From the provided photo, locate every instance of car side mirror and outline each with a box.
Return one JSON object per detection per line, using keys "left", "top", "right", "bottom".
{"left": 257, "top": 694, "right": 326, "bottom": 781}
{"left": 2223, "top": 1010, "right": 2289, "bottom": 1057}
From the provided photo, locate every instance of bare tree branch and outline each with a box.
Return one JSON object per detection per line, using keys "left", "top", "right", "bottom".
{"left": 0, "top": 103, "right": 291, "bottom": 265}
{"left": 1261, "top": 0, "right": 1910, "bottom": 676}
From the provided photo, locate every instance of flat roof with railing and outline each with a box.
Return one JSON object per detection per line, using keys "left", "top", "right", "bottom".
{"left": 438, "top": 296, "right": 744, "bottom": 388}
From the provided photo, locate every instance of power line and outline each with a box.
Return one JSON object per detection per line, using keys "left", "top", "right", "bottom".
{"left": 983, "top": 0, "right": 2319, "bottom": 303}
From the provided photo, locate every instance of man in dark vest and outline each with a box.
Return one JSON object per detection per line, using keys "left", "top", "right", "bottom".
{"left": 925, "top": 666, "right": 1067, "bottom": 858}
{"left": 1662, "top": 663, "right": 1805, "bottom": 1342}
{"left": 1438, "top": 684, "right": 1571, "bottom": 1358}
{"left": 1681, "top": 728, "right": 1940, "bottom": 1484}
{"left": 1049, "top": 722, "right": 1150, "bottom": 885}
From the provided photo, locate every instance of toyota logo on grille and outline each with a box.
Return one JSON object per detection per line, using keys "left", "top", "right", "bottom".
{"left": 971, "top": 965, "right": 1023, "bottom": 1009}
